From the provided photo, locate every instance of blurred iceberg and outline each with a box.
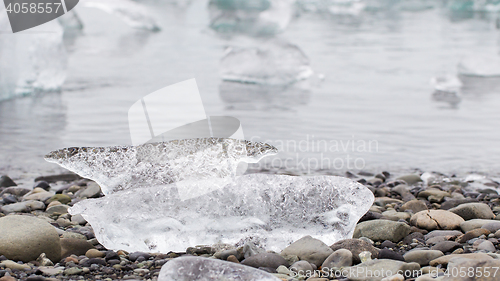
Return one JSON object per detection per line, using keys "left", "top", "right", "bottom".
{"left": 430, "top": 74, "right": 462, "bottom": 106}
{"left": 81, "top": 0, "right": 161, "bottom": 31}
{"left": 69, "top": 174, "right": 374, "bottom": 253}
{"left": 458, "top": 55, "right": 500, "bottom": 77}
{"left": 446, "top": 0, "right": 500, "bottom": 12}
{"left": 220, "top": 41, "right": 313, "bottom": 85}
{"left": 208, "top": 0, "right": 294, "bottom": 36}
{"left": 0, "top": 8, "right": 67, "bottom": 101}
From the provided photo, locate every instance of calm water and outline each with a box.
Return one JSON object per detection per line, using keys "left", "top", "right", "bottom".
{"left": 1, "top": 0, "right": 500, "bottom": 179}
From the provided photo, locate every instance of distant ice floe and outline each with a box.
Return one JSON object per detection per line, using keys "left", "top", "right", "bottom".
{"left": 208, "top": 0, "right": 294, "bottom": 36}
{"left": 446, "top": 0, "right": 500, "bottom": 12}
{"left": 81, "top": 0, "right": 161, "bottom": 31}
{"left": 220, "top": 40, "right": 313, "bottom": 85}
{"left": 0, "top": 7, "right": 67, "bottom": 102}
{"left": 296, "top": 0, "right": 436, "bottom": 15}
{"left": 458, "top": 56, "right": 500, "bottom": 77}
{"left": 430, "top": 74, "right": 462, "bottom": 106}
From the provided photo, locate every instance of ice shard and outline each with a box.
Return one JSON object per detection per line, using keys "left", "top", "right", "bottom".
{"left": 220, "top": 41, "right": 313, "bottom": 85}
{"left": 69, "top": 174, "right": 374, "bottom": 253}
{"left": 45, "top": 138, "right": 277, "bottom": 195}
{"left": 158, "top": 256, "right": 281, "bottom": 281}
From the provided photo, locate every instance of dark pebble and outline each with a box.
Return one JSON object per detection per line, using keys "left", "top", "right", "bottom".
{"left": 0, "top": 270, "right": 6, "bottom": 277}
{"left": 108, "top": 259, "right": 120, "bottom": 266}
{"left": 0, "top": 176, "right": 17, "bottom": 187}
{"left": 359, "top": 211, "right": 383, "bottom": 222}
{"left": 378, "top": 249, "right": 405, "bottom": 261}
{"left": 430, "top": 241, "right": 462, "bottom": 253}
{"left": 2, "top": 195, "right": 17, "bottom": 204}
{"left": 81, "top": 258, "right": 106, "bottom": 267}
{"left": 403, "top": 232, "right": 425, "bottom": 245}
{"left": 241, "top": 253, "right": 288, "bottom": 269}
{"left": 0, "top": 255, "right": 7, "bottom": 262}
{"left": 33, "top": 181, "right": 50, "bottom": 191}
{"left": 380, "top": 240, "right": 397, "bottom": 249}
{"left": 105, "top": 251, "right": 120, "bottom": 261}
{"left": 441, "top": 199, "right": 479, "bottom": 210}
{"left": 129, "top": 252, "right": 152, "bottom": 262}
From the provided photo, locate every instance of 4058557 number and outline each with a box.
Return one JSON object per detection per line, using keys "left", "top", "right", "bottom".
{"left": 5, "top": 2, "right": 61, "bottom": 14}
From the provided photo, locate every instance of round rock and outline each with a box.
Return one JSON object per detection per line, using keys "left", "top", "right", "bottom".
{"left": 0, "top": 215, "right": 61, "bottom": 262}
{"left": 410, "top": 210, "right": 464, "bottom": 231}
{"left": 449, "top": 203, "right": 495, "bottom": 220}
{"left": 353, "top": 219, "right": 411, "bottom": 242}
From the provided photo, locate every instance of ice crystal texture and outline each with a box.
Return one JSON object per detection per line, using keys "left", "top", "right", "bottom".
{"left": 158, "top": 256, "right": 280, "bottom": 281}
{"left": 44, "top": 138, "right": 277, "bottom": 195}
{"left": 221, "top": 41, "right": 313, "bottom": 85}
{"left": 69, "top": 174, "right": 374, "bottom": 253}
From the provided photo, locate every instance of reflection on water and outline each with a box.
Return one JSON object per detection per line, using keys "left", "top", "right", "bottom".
{"left": 219, "top": 81, "right": 311, "bottom": 110}
{"left": 3, "top": 0, "right": 500, "bottom": 176}
{"left": 460, "top": 75, "right": 500, "bottom": 96}
{"left": 0, "top": 92, "right": 67, "bottom": 175}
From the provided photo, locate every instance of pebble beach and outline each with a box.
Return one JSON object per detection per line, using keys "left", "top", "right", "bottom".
{"left": 1, "top": 170, "right": 500, "bottom": 281}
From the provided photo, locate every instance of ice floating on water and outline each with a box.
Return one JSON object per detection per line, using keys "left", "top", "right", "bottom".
{"left": 221, "top": 41, "right": 313, "bottom": 85}
{"left": 81, "top": 0, "right": 160, "bottom": 31}
{"left": 158, "top": 256, "right": 280, "bottom": 281}
{"left": 296, "top": 0, "right": 435, "bottom": 14}
{"left": 69, "top": 174, "right": 374, "bottom": 253}
{"left": 430, "top": 74, "right": 462, "bottom": 93}
{"left": 0, "top": 8, "right": 67, "bottom": 101}
{"left": 208, "top": 0, "right": 294, "bottom": 36}
{"left": 446, "top": 0, "right": 500, "bottom": 12}
{"left": 458, "top": 56, "right": 500, "bottom": 77}
{"left": 45, "top": 138, "right": 277, "bottom": 195}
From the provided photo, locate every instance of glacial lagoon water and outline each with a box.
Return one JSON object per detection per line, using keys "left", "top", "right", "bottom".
{"left": 1, "top": 0, "right": 500, "bottom": 180}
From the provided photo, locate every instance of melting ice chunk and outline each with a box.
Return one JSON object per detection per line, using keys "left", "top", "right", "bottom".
{"left": 44, "top": 138, "right": 277, "bottom": 195}
{"left": 81, "top": 0, "right": 160, "bottom": 31}
{"left": 221, "top": 41, "right": 313, "bottom": 85}
{"left": 68, "top": 174, "right": 374, "bottom": 253}
{"left": 158, "top": 256, "right": 281, "bottom": 281}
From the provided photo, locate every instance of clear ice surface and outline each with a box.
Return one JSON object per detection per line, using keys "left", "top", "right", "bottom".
{"left": 220, "top": 41, "right": 313, "bottom": 85}
{"left": 0, "top": 7, "right": 67, "bottom": 101}
{"left": 45, "top": 138, "right": 277, "bottom": 195}
{"left": 446, "top": 0, "right": 500, "bottom": 12}
{"left": 158, "top": 256, "right": 280, "bottom": 281}
{"left": 81, "top": 0, "right": 160, "bottom": 31}
{"left": 68, "top": 174, "right": 374, "bottom": 253}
